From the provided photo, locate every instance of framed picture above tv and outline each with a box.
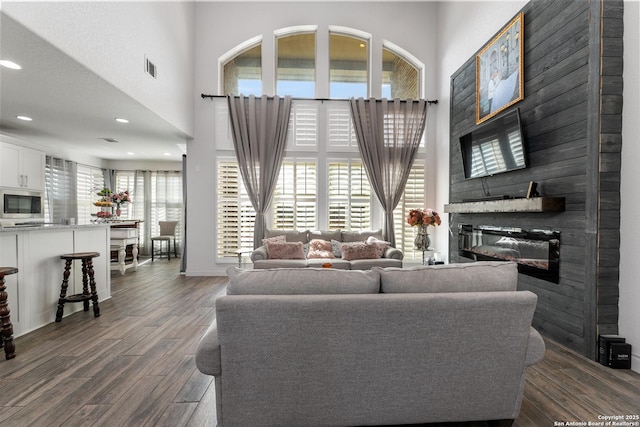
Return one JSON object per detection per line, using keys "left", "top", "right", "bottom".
{"left": 476, "top": 12, "right": 524, "bottom": 124}
{"left": 459, "top": 108, "right": 527, "bottom": 180}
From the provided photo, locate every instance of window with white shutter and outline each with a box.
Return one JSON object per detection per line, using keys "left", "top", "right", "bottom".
{"left": 217, "top": 160, "right": 255, "bottom": 256}
{"left": 114, "top": 171, "right": 137, "bottom": 220}
{"left": 76, "top": 164, "right": 106, "bottom": 224}
{"left": 393, "top": 160, "right": 426, "bottom": 261}
{"left": 272, "top": 160, "right": 317, "bottom": 230}
{"left": 328, "top": 160, "right": 371, "bottom": 230}
{"left": 287, "top": 102, "right": 318, "bottom": 150}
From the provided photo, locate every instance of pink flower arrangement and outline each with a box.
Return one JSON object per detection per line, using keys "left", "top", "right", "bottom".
{"left": 111, "top": 190, "right": 131, "bottom": 207}
{"left": 406, "top": 208, "right": 442, "bottom": 227}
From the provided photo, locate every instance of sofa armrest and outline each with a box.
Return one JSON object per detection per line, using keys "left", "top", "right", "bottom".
{"left": 195, "top": 321, "right": 221, "bottom": 376}
{"left": 383, "top": 247, "right": 404, "bottom": 260}
{"left": 250, "top": 246, "right": 268, "bottom": 262}
{"left": 525, "top": 327, "right": 545, "bottom": 366}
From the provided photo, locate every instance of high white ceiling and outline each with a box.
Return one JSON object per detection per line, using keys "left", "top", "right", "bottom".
{"left": 0, "top": 12, "right": 190, "bottom": 161}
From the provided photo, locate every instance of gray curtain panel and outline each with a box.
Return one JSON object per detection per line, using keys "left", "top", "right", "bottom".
{"left": 227, "top": 95, "right": 292, "bottom": 249}
{"left": 349, "top": 98, "right": 427, "bottom": 247}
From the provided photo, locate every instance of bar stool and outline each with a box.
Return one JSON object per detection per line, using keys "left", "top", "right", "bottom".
{"left": 0, "top": 266, "right": 18, "bottom": 360}
{"left": 56, "top": 252, "right": 101, "bottom": 322}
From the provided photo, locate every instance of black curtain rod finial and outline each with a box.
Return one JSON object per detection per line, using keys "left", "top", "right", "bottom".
{"left": 427, "top": 99, "right": 439, "bottom": 105}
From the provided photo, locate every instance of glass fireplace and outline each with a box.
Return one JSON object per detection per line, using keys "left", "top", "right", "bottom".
{"left": 458, "top": 224, "right": 560, "bottom": 283}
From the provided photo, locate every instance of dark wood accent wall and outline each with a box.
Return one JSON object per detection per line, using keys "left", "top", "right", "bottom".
{"left": 448, "top": 0, "right": 623, "bottom": 359}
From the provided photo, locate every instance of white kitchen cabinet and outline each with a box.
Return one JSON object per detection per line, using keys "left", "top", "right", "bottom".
{"left": 0, "top": 142, "right": 45, "bottom": 190}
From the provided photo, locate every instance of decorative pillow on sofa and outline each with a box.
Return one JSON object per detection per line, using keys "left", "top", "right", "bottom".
{"left": 226, "top": 266, "right": 380, "bottom": 294}
{"left": 365, "top": 236, "right": 390, "bottom": 257}
{"left": 265, "top": 241, "right": 306, "bottom": 259}
{"left": 375, "top": 261, "right": 518, "bottom": 293}
{"left": 331, "top": 239, "right": 343, "bottom": 258}
{"left": 340, "top": 242, "right": 381, "bottom": 261}
{"left": 307, "top": 239, "right": 335, "bottom": 259}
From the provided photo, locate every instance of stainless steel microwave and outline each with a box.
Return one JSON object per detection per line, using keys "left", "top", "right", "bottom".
{"left": 0, "top": 188, "right": 45, "bottom": 222}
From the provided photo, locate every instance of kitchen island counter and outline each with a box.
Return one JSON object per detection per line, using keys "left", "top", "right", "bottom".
{"left": 0, "top": 223, "right": 110, "bottom": 337}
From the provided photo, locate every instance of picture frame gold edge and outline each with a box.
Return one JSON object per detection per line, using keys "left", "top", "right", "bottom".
{"left": 475, "top": 12, "right": 525, "bottom": 125}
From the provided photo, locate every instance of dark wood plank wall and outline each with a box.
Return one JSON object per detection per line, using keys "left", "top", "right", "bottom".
{"left": 447, "top": 0, "right": 623, "bottom": 360}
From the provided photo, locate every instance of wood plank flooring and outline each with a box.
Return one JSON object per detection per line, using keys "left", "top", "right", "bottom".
{"left": 1, "top": 259, "right": 638, "bottom": 426}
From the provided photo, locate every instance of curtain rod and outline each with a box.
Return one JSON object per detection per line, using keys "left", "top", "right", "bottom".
{"left": 200, "top": 93, "right": 438, "bottom": 105}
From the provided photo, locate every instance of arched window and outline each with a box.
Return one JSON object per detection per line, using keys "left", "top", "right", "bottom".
{"left": 222, "top": 38, "right": 262, "bottom": 96}
{"left": 276, "top": 31, "right": 316, "bottom": 98}
{"left": 329, "top": 31, "right": 369, "bottom": 98}
{"left": 217, "top": 29, "right": 426, "bottom": 262}
{"left": 382, "top": 43, "right": 421, "bottom": 99}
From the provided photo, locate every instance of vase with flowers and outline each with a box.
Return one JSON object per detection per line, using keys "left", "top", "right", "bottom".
{"left": 111, "top": 190, "right": 131, "bottom": 217}
{"left": 406, "top": 208, "right": 442, "bottom": 250}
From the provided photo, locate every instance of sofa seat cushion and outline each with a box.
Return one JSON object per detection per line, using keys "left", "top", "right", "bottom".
{"left": 376, "top": 261, "right": 518, "bottom": 293}
{"left": 226, "top": 266, "right": 380, "bottom": 294}
{"left": 351, "top": 257, "right": 403, "bottom": 270}
{"left": 306, "top": 258, "right": 351, "bottom": 269}
{"left": 253, "top": 259, "right": 308, "bottom": 269}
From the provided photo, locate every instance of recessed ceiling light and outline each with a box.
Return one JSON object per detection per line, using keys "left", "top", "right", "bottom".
{"left": 16, "top": 115, "right": 32, "bottom": 121}
{"left": 0, "top": 60, "right": 22, "bottom": 70}
{"left": 163, "top": 152, "right": 171, "bottom": 156}
{"left": 127, "top": 152, "right": 135, "bottom": 155}
{"left": 115, "top": 118, "right": 129, "bottom": 123}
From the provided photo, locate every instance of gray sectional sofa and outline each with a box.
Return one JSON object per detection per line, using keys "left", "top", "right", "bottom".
{"left": 250, "top": 229, "right": 404, "bottom": 269}
{"left": 195, "top": 261, "right": 545, "bottom": 427}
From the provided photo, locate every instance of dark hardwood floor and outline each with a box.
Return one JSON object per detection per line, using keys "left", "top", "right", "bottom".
{"left": 1, "top": 258, "right": 638, "bottom": 426}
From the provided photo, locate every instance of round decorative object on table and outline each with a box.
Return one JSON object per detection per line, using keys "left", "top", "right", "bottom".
{"left": 414, "top": 225, "right": 431, "bottom": 251}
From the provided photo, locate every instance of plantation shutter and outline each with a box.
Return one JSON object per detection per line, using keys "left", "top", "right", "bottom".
{"left": 392, "top": 160, "right": 426, "bottom": 260}
{"left": 76, "top": 164, "right": 106, "bottom": 224}
{"left": 217, "top": 160, "right": 255, "bottom": 256}
{"left": 328, "top": 160, "right": 371, "bottom": 230}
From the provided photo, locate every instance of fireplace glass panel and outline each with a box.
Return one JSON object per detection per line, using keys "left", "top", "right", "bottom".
{"left": 458, "top": 224, "right": 560, "bottom": 283}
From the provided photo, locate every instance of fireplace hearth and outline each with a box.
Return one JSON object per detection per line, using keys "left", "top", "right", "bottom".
{"left": 458, "top": 224, "right": 560, "bottom": 283}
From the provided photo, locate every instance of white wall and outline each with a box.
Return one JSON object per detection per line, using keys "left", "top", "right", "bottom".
{"left": 433, "top": 1, "right": 526, "bottom": 262}
{"left": 189, "top": 1, "right": 438, "bottom": 275}
{"left": 2, "top": 1, "right": 195, "bottom": 138}
{"left": 620, "top": 0, "right": 640, "bottom": 373}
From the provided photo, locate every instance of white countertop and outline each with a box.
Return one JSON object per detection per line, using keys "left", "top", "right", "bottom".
{"left": 0, "top": 222, "right": 109, "bottom": 233}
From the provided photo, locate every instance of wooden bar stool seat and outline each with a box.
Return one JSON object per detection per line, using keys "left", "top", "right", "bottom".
{"left": 0, "top": 266, "right": 18, "bottom": 360}
{"left": 56, "top": 252, "right": 101, "bottom": 322}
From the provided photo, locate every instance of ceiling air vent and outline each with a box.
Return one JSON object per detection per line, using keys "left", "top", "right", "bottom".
{"left": 145, "top": 56, "right": 157, "bottom": 79}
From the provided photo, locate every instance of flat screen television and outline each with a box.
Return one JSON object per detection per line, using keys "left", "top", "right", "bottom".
{"left": 459, "top": 108, "right": 527, "bottom": 179}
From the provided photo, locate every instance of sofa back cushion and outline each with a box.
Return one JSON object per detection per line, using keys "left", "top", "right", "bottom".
{"left": 309, "top": 229, "right": 342, "bottom": 242}
{"left": 341, "top": 229, "right": 383, "bottom": 242}
{"left": 265, "top": 229, "right": 309, "bottom": 243}
{"left": 376, "top": 261, "right": 518, "bottom": 293}
{"left": 226, "top": 266, "right": 380, "bottom": 294}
